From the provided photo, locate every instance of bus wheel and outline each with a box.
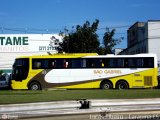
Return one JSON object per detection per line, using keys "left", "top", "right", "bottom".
{"left": 116, "top": 80, "right": 129, "bottom": 90}
{"left": 100, "top": 80, "right": 113, "bottom": 89}
{"left": 29, "top": 81, "right": 41, "bottom": 90}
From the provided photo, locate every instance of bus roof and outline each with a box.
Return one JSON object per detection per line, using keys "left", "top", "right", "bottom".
{"left": 16, "top": 53, "right": 98, "bottom": 59}
{"left": 16, "top": 53, "right": 157, "bottom": 59}
{"left": 83, "top": 53, "right": 157, "bottom": 58}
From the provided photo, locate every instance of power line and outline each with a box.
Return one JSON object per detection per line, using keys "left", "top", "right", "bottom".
{"left": 3, "top": 28, "right": 26, "bottom": 32}
{"left": 0, "top": 24, "right": 131, "bottom": 33}
{"left": 98, "top": 32, "right": 126, "bottom": 36}
{"left": 98, "top": 25, "right": 130, "bottom": 30}
{"left": 0, "top": 27, "right": 61, "bottom": 34}
{"left": 0, "top": 22, "right": 160, "bottom": 34}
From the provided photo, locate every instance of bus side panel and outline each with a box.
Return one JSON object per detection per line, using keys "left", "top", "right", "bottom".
{"left": 110, "top": 68, "right": 157, "bottom": 89}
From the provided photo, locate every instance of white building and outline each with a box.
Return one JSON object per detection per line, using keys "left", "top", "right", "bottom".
{"left": 0, "top": 34, "right": 62, "bottom": 73}
{"left": 119, "top": 20, "right": 160, "bottom": 74}
{"left": 147, "top": 21, "right": 160, "bottom": 62}
{"left": 120, "top": 20, "right": 160, "bottom": 59}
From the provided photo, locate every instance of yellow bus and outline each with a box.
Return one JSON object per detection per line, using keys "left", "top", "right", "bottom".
{"left": 11, "top": 53, "right": 158, "bottom": 90}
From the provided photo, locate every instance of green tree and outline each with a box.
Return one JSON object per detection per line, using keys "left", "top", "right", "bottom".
{"left": 58, "top": 19, "right": 100, "bottom": 53}
{"left": 103, "top": 28, "right": 116, "bottom": 54}
{"left": 98, "top": 28, "right": 123, "bottom": 55}
{"left": 58, "top": 19, "right": 122, "bottom": 54}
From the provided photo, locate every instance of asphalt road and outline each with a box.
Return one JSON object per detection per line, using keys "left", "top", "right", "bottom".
{"left": 1, "top": 99, "right": 160, "bottom": 120}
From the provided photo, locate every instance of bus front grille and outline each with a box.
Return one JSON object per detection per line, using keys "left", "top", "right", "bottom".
{"left": 144, "top": 76, "right": 152, "bottom": 86}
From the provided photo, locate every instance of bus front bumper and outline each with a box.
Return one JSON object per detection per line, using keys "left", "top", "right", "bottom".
{"left": 11, "top": 80, "right": 28, "bottom": 90}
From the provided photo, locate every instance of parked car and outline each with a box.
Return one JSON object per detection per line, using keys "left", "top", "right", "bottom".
{"left": 0, "top": 74, "right": 10, "bottom": 89}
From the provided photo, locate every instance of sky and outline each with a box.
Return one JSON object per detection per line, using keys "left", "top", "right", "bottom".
{"left": 0, "top": 0, "right": 160, "bottom": 48}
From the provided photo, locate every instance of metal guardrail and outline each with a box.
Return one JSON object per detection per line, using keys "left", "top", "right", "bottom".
{"left": 1, "top": 98, "right": 160, "bottom": 119}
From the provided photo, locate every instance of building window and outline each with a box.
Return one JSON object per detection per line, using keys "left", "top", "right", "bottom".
{"left": 132, "top": 30, "right": 135, "bottom": 36}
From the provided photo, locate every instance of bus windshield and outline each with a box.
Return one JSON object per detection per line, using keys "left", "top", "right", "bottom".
{"left": 12, "top": 58, "right": 29, "bottom": 81}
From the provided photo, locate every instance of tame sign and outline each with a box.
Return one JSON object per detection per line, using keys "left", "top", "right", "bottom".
{"left": 0, "top": 37, "right": 29, "bottom": 45}
{"left": 0, "top": 34, "right": 60, "bottom": 53}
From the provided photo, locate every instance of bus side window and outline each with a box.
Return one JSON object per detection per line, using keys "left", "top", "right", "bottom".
{"left": 100, "top": 59, "right": 104, "bottom": 67}
{"left": 82, "top": 59, "right": 86, "bottom": 68}
{"left": 52, "top": 62, "right": 55, "bottom": 68}
{"left": 49, "top": 59, "right": 57, "bottom": 68}
{"left": 52, "top": 59, "right": 70, "bottom": 68}
{"left": 144, "top": 57, "right": 154, "bottom": 68}
{"left": 37, "top": 62, "right": 41, "bottom": 68}
{"left": 34, "top": 62, "right": 41, "bottom": 69}
{"left": 86, "top": 59, "right": 104, "bottom": 68}
{"left": 128, "top": 59, "right": 135, "bottom": 68}
{"left": 101, "top": 63, "right": 104, "bottom": 67}
{"left": 64, "top": 61, "right": 69, "bottom": 68}
{"left": 107, "top": 59, "right": 116, "bottom": 68}
{"left": 86, "top": 59, "right": 94, "bottom": 68}
{"left": 71, "top": 59, "right": 84, "bottom": 68}
{"left": 63, "top": 59, "right": 70, "bottom": 68}
{"left": 41, "top": 59, "right": 49, "bottom": 69}
{"left": 117, "top": 58, "right": 125, "bottom": 68}
{"left": 137, "top": 58, "right": 143, "bottom": 68}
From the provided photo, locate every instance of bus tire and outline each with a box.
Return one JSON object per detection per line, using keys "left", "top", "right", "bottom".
{"left": 116, "top": 80, "right": 129, "bottom": 90}
{"left": 28, "top": 81, "right": 41, "bottom": 90}
{"left": 100, "top": 80, "right": 113, "bottom": 89}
